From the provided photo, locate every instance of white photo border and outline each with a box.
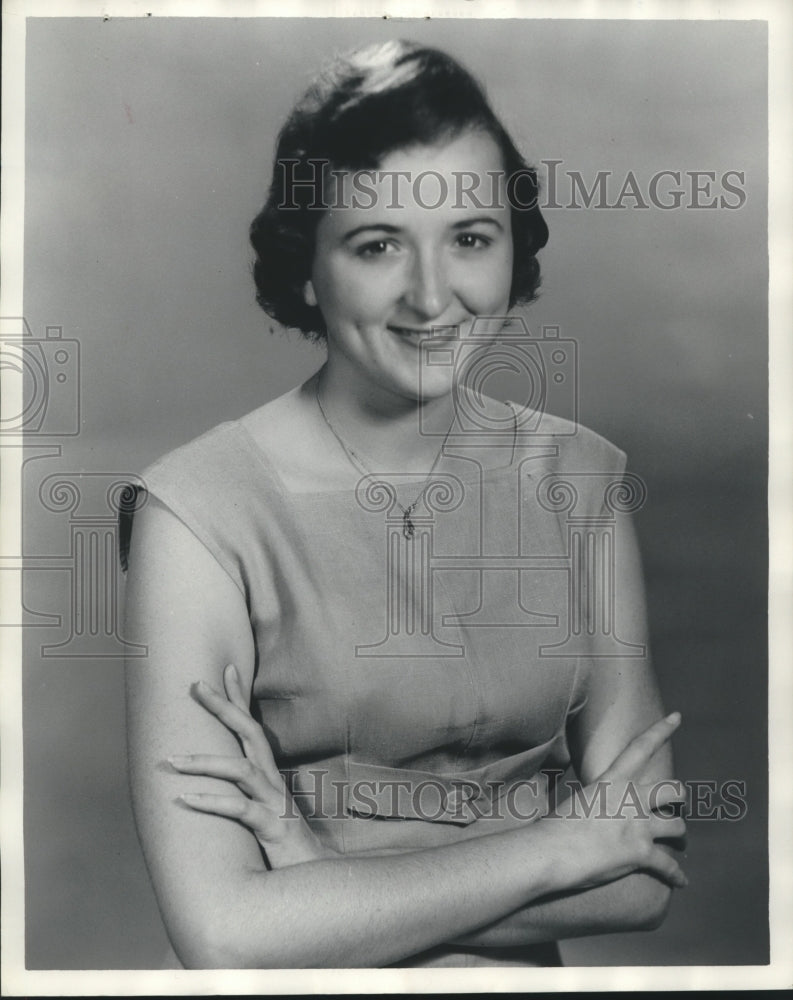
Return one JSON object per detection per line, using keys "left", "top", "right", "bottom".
{"left": 2, "top": 0, "right": 791, "bottom": 993}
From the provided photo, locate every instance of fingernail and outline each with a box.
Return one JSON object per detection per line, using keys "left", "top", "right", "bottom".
{"left": 665, "top": 711, "right": 681, "bottom": 725}
{"left": 225, "top": 663, "right": 239, "bottom": 682}
{"left": 179, "top": 793, "right": 201, "bottom": 804}
{"left": 168, "top": 755, "right": 189, "bottom": 767}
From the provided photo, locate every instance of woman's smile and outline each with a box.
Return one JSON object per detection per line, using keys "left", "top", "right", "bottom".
{"left": 386, "top": 324, "right": 462, "bottom": 346}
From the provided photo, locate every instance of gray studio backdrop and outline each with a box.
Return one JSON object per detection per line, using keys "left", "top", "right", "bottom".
{"left": 21, "top": 17, "right": 767, "bottom": 968}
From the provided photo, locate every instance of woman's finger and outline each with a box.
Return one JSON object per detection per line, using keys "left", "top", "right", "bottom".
{"left": 193, "top": 679, "right": 259, "bottom": 739}
{"left": 179, "top": 791, "right": 282, "bottom": 840}
{"left": 643, "top": 846, "right": 688, "bottom": 889}
{"left": 193, "top": 679, "right": 281, "bottom": 781}
{"left": 170, "top": 753, "right": 283, "bottom": 804}
{"left": 649, "top": 812, "right": 687, "bottom": 840}
{"left": 603, "top": 713, "right": 682, "bottom": 781}
{"left": 217, "top": 666, "right": 278, "bottom": 774}
{"left": 647, "top": 779, "right": 687, "bottom": 813}
{"left": 223, "top": 663, "right": 249, "bottom": 714}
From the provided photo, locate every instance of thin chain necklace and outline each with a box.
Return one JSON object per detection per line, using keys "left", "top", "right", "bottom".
{"left": 314, "top": 375, "right": 455, "bottom": 539}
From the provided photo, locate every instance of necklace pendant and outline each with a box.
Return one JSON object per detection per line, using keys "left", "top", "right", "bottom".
{"left": 402, "top": 509, "right": 415, "bottom": 539}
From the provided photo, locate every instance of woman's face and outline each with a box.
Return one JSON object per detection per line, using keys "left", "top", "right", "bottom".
{"left": 306, "top": 129, "right": 513, "bottom": 407}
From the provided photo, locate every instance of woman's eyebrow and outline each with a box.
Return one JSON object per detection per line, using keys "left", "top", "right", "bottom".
{"left": 342, "top": 223, "right": 401, "bottom": 242}
{"left": 451, "top": 216, "right": 504, "bottom": 231}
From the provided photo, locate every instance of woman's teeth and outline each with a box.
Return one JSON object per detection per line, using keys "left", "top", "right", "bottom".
{"left": 389, "top": 326, "right": 429, "bottom": 343}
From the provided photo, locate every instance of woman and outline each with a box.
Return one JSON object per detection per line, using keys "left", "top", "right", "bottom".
{"left": 123, "top": 40, "right": 686, "bottom": 969}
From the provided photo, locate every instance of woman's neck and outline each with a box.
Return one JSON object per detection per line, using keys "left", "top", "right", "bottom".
{"left": 312, "top": 364, "right": 457, "bottom": 475}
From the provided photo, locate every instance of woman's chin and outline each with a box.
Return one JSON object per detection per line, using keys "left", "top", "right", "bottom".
{"left": 389, "top": 367, "right": 456, "bottom": 406}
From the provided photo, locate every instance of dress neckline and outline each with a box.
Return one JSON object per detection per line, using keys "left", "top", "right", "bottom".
{"left": 231, "top": 401, "right": 522, "bottom": 500}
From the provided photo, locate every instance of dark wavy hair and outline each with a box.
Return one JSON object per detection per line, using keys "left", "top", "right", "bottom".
{"left": 250, "top": 40, "right": 549, "bottom": 341}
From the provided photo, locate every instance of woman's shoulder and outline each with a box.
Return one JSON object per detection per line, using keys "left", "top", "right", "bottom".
{"left": 507, "top": 401, "right": 627, "bottom": 473}
{"left": 124, "top": 394, "right": 304, "bottom": 580}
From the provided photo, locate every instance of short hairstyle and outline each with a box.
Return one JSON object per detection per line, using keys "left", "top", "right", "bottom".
{"left": 250, "top": 40, "right": 549, "bottom": 341}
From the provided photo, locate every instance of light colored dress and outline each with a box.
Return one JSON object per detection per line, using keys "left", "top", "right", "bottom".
{"left": 129, "top": 399, "right": 629, "bottom": 968}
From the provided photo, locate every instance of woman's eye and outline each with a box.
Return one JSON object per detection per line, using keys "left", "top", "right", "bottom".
{"left": 456, "top": 232, "right": 491, "bottom": 249}
{"left": 356, "top": 239, "right": 396, "bottom": 258}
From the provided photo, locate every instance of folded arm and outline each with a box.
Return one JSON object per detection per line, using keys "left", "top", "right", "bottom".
{"left": 125, "top": 498, "right": 684, "bottom": 968}
{"left": 180, "top": 659, "right": 685, "bottom": 954}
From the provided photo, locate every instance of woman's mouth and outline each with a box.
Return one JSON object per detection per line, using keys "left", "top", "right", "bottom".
{"left": 387, "top": 325, "right": 459, "bottom": 346}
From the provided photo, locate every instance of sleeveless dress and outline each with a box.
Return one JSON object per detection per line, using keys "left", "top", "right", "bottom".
{"left": 124, "top": 400, "right": 629, "bottom": 968}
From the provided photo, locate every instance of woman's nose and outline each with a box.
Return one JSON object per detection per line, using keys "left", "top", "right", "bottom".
{"left": 402, "top": 251, "right": 452, "bottom": 320}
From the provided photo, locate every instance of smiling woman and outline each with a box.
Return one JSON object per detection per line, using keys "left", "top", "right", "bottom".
{"left": 304, "top": 133, "right": 514, "bottom": 413}
{"left": 122, "top": 39, "right": 686, "bottom": 969}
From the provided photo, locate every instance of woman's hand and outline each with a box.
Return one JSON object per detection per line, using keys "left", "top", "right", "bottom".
{"left": 544, "top": 712, "right": 687, "bottom": 891}
{"left": 169, "top": 664, "right": 339, "bottom": 869}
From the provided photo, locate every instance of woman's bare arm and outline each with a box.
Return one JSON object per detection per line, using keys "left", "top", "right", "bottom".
{"left": 125, "top": 498, "right": 683, "bottom": 968}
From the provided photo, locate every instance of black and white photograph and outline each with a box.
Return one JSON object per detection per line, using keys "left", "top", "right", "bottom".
{"left": 1, "top": 0, "right": 790, "bottom": 993}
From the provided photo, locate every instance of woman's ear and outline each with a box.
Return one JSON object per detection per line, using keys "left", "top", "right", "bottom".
{"left": 303, "top": 280, "right": 318, "bottom": 308}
